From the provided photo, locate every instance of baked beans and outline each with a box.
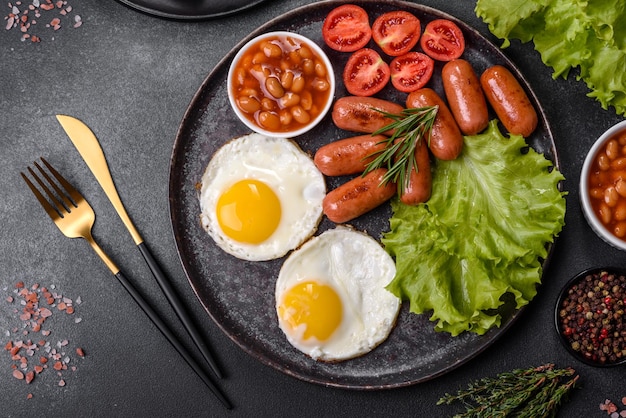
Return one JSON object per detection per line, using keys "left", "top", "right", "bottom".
{"left": 230, "top": 34, "right": 332, "bottom": 134}
{"left": 588, "top": 130, "right": 626, "bottom": 239}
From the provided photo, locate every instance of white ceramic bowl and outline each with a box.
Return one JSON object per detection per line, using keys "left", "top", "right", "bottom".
{"left": 580, "top": 120, "right": 626, "bottom": 250}
{"left": 227, "top": 31, "right": 335, "bottom": 138}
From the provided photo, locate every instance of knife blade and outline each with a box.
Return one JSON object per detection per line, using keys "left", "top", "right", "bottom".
{"left": 55, "top": 114, "right": 223, "bottom": 380}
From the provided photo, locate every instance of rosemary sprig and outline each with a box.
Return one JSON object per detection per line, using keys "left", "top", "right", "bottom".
{"left": 362, "top": 105, "right": 438, "bottom": 195}
{"left": 437, "top": 364, "right": 580, "bottom": 418}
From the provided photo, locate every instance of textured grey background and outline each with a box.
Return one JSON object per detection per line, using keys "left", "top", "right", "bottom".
{"left": 1, "top": 0, "right": 624, "bottom": 416}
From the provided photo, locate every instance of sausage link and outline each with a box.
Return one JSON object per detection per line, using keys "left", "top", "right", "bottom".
{"left": 400, "top": 137, "right": 432, "bottom": 205}
{"left": 441, "top": 59, "right": 489, "bottom": 135}
{"left": 406, "top": 88, "right": 463, "bottom": 160}
{"left": 323, "top": 168, "right": 396, "bottom": 223}
{"left": 314, "top": 134, "right": 388, "bottom": 176}
{"left": 332, "top": 96, "right": 404, "bottom": 135}
{"left": 480, "top": 65, "right": 538, "bottom": 137}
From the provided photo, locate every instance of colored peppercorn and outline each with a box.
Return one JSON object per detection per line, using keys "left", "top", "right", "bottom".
{"left": 558, "top": 270, "right": 626, "bottom": 365}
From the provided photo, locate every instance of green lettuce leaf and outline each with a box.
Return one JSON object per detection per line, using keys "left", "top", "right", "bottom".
{"left": 475, "top": 0, "right": 626, "bottom": 115}
{"left": 382, "top": 121, "right": 566, "bottom": 335}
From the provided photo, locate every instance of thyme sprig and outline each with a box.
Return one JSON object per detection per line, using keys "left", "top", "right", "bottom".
{"left": 362, "top": 105, "right": 438, "bottom": 195}
{"left": 437, "top": 364, "right": 580, "bottom": 418}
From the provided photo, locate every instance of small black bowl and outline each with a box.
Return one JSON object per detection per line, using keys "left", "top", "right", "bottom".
{"left": 554, "top": 267, "right": 626, "bottom": 367}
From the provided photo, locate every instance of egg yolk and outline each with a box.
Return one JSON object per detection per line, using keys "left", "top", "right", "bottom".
{"left": 279, "top": 281, "right": 342, "bottom": 342}
{"left": 216, "top": 179, "right": 281, "bottom": 244}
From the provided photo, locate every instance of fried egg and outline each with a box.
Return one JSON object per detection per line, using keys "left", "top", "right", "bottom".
{"left": 275, "top": 227, "right": 400, "bottom": 362}
{"left": 199, "top": 133, "right": 325, "bottom": 261}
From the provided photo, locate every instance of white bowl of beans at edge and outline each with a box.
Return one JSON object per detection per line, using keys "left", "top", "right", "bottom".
{"left": 580, "top": 119, "right": 626, "bottom": 250}
{"left": 227, "top": 31, "right": 335, "bottom": 138}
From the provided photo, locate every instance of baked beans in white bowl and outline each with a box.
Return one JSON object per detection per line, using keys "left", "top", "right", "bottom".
{"left": 581, "top": 120, "right": 626, "bottom": 250}
{"left": 227, "top": 31, "right": 335, "bottom": 138}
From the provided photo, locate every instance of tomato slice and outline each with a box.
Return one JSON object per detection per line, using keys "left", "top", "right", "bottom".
{"left": 389, "top": 52, "right": 434, "bottom": 93}
{"left": 372, "top": 11, "right": 421, "bottom": 57}
{"left": 343, "top": 48, "right": 390, "bottom": 97}
{"left": 322, "top": 4, "right": 371, "bottom": 52}
{"left": 420, "top": 19, "right": 465, "bottom": 61}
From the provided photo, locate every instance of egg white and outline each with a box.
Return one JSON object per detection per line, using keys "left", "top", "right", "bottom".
{"left": 275, "top": 227, "right": 400, "bottom": 362}
{"left": 199, "top": 133, "right": 326, "bottom": 261}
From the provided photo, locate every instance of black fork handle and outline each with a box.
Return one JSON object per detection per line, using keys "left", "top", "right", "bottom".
{"left": 137, "top": 242, "right": 222, "bottom": 379}
{"left": 113, "top": 270, "right": 232, "bottom": 410}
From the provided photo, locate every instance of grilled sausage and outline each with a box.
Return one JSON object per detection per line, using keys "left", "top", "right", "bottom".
{"left": 442, "top": 59, "right": 489, "bottom": 135}
{"left": 400, "top": 137, "right": 432, "bottom": 205}
{"left": 406, "top": 88, "right": 463, "bottom": 160}
{"left": 314, "top": 134, "right": 388, "bottom": 176}
{"left": 323, "top": 168, "right": 396, "bottom": 223}
{"left": 480, "top": 65, "right": 538, "bottom": 137}
{"left": 332, "top": 96, "right": 404, "bottom": 135}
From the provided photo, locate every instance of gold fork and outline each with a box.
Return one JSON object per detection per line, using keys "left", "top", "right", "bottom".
{"left": 21, "top": 158, "right": 231, "bottom": 410}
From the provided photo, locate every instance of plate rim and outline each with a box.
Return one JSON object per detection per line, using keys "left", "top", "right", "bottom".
{"left": 114, "top": 0, "right": 267, "bottom": 20}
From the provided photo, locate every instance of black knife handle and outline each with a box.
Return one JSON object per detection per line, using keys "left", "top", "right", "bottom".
{"left": 137, "top": 242, "right": 222, "bottom": 380}
{"left": 114, "top": 270, "right": 231, "bottom": 410}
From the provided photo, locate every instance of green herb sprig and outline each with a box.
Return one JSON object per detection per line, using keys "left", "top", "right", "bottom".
{"left": 363, "top": 106, "right": 438, "bottom": 195}
{"left": 437, "top": 364, "right": 580, "bottom": 418}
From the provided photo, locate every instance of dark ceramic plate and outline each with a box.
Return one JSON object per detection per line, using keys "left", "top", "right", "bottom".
{"left": 169, "top": 0, "right": 559, "bottom": 389}
{"left": 115, "top": 0, "right": 266, "bottom": 19}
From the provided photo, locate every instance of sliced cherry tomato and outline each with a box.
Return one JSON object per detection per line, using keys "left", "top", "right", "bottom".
{"left": 343, "top": 48, "right": 390, "bottom": 97}
{"left": 420, "top": 19, "right": 465, "bottom": 61}
{"left": 389, "top": 52, "right": 434, "bottom": 93}
{"left": 372, "top": 11, "right": 421, "bottom": 57}
{"left": 322, "top": 4, "right": 371, "bottom": 52}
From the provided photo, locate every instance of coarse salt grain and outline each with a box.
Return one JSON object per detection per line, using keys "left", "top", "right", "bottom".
{"left": 3, "top": 281, "right": 85, "bottom": 392}
{"left": 4, "top": 0, "right": 80, "bottom": 42}
{"left": 602, "top": 398, "right": 626, "bottom": 417}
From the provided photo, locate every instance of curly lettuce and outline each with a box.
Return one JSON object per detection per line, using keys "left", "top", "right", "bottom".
{"left": 475, "top": 0, "right": 626, "bottom": 116}
{"left": 382, "top": 121, "right": 566, "bottom": 336}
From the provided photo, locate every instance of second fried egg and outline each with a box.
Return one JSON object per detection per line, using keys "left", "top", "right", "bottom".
{"left": 275, "top": 227, "right": 400, "bottom": 362}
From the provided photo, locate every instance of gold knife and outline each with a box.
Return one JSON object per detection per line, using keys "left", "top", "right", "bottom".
{"left": 55, "top": 115, "right": 223, "bottom": 380}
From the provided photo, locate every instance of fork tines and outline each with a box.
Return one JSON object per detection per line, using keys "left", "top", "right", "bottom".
{"left": 21, "top": 158, "right": 79, "bottom": 220}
